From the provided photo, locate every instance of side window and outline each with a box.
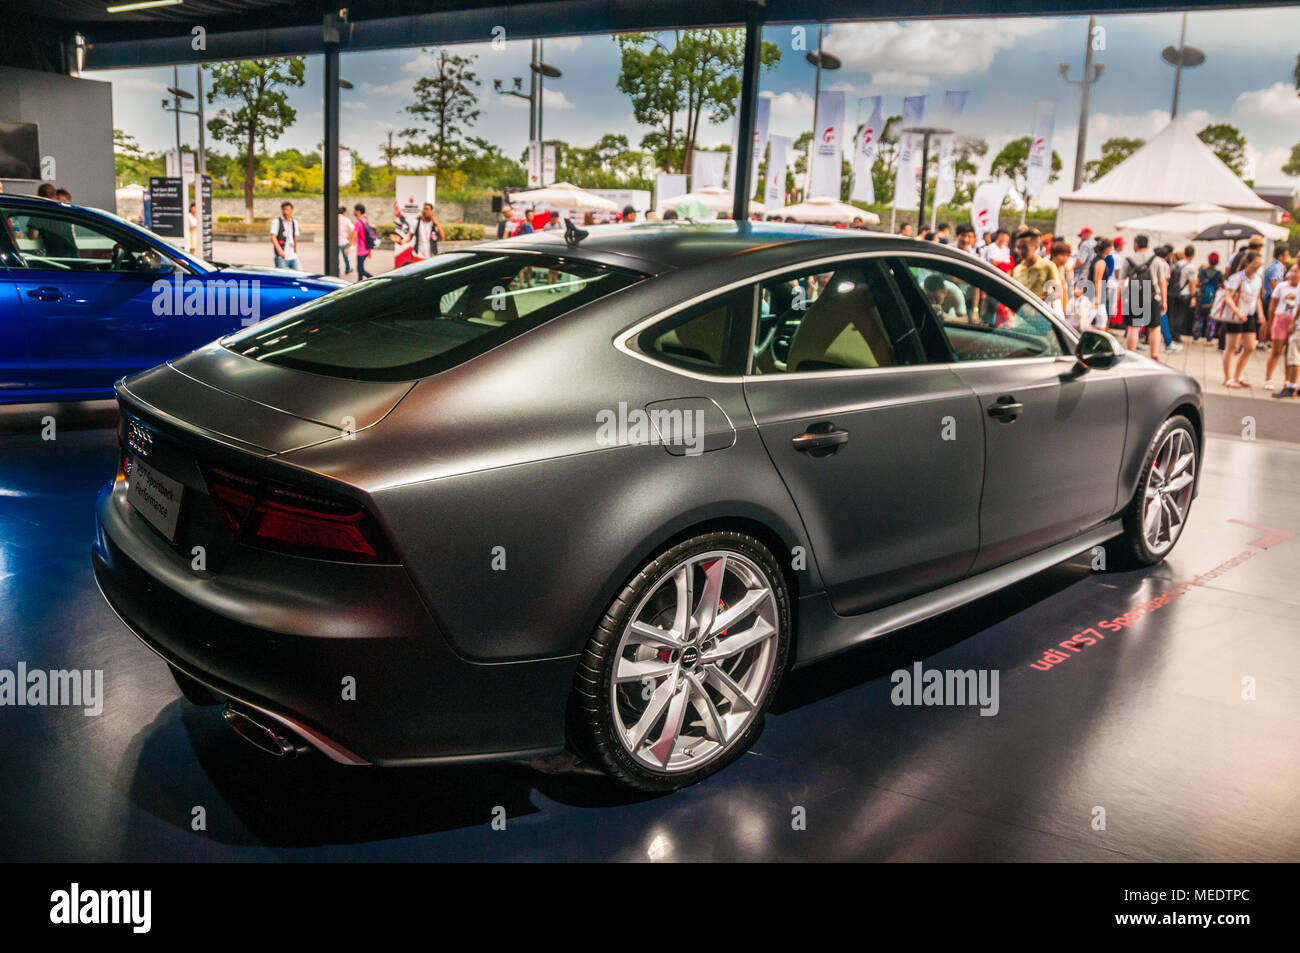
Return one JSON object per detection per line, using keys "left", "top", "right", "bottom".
{"left": 637, "top": 287, "right": 753, "bottom": 375}
{"left": 440, "top": 262, "right": 606, "bottom": 326}
{"left": 3, "top": 209, "right": 169, "bottom": 274}
{"left": 897, "top": 257, "right": 1066, "bottom": 362}
{"left": 752, "top": 258, "right": 925, "bottom": 374}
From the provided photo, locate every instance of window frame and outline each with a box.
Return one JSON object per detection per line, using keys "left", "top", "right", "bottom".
{"left": 0, "top": 204, "right": 195, "bottom": 276}
{"left": 615, "top": 248, "right": 1080, "bottom": 384}
{"left": 632, "top": 284, "right": 756, "bottom": 377}
{"left": 750, "top": 257, "right": 928, "bottom": 375}
{"left": 891, "top": 249, "right": 1077, "bottom": 364}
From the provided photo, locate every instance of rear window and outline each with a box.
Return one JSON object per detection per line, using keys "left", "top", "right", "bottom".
{"left": 222, "top": 253, "right": 642, "bottom": 381}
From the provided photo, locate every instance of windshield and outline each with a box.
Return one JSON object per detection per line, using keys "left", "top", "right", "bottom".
{"left": 221, "top": 253, "right": 643, "bottom": 381}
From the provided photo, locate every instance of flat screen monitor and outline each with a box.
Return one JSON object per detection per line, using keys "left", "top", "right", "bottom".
{"left": 0, "top": 121, "right": 41, "bottom": 180}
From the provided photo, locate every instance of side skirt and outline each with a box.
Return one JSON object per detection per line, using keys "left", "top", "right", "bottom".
{"left": 792, "top": 520, "right": 1124, "bottom": 667}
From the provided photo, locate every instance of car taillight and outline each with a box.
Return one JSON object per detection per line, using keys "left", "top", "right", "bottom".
{"left": 204, "top": 467, "right": 393, "bottom": 563}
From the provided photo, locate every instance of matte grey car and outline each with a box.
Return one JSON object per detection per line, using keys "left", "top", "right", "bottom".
{"left": 92, "top": 222, "right": 1202, "bottom": 790}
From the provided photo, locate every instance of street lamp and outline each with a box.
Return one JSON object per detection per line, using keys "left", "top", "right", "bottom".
{"left": 1161, "top": 13, "right": 1205, "bottom": 119}
{"left": 494, "top": 40, "right": 562, "bottom": 143}
{"left": 1060, "top": 15, "right": 1105, "bottom": 192}
{"left": 900, "top": 125, "right": 952, "bottom": 230}
{"left": 804, "top": 24, "right": 841, "bottom": 198}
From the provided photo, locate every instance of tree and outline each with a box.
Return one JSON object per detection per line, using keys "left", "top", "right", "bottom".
{"left": 869, "top": 115, "right": 903, "bottom": 204}
{"left": 1083, "top": 136, "right": 1144, "bottom": 183}
{"left": 379, "top": 129, "right": 400, "bottom": 175}
{"left": 1284, "top": 141, "right": 1300, "bottom": 178}
{"left": 923, "top": 136, "right": 989, "bottom": 207}
{"left": 463, "top": 136, "right": 526, "bottom": 190}
{"left": 401, "top": 48, "right": 482, "bottom": 176}
{"left": 205, "top": 58, "right": 306, "bottom": 221}
{"left": 1198, "top": 123, "right": 1248, "bottom": 178}
{"left": 112, "top": 129, "right": 160, "bottom": 187}
{"left": 989, "top": 136, "right": 1063, "bottom": 213}
{"left": 616, "top": 29, "right": 781, "bottom": 174}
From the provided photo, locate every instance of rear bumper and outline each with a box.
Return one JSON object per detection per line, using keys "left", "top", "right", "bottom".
{"left": 92, "top": 479, "right": 575, "bottom": 766}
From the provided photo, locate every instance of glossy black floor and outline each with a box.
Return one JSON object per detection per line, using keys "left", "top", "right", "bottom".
{"left": 2, "top": 412, "right": 1299, "bottom": 861}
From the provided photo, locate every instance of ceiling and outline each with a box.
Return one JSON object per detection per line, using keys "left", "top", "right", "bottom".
{"left": 10, "top": 0, "right": 1299, "bottom": 71}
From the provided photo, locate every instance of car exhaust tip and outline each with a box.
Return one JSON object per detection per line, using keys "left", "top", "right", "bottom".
{"left": 222, "top": 705, "right": 311, "bottom": 758}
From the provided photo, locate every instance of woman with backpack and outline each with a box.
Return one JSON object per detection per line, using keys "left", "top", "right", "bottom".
{"left": 1193, "top": 252, "right": 1222, "bottom": 341}
{"left": 353, "top": 203, "right": 377, "bottom": 281}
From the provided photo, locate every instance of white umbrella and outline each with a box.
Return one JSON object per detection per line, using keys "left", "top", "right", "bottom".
{"left": 668, "top": 185, "right": 765, "bottom": 216}
{"left": 779, "top": 195, "right": 880, "bottom": 225}
{"left": 510, "top": 182, "right": 619, "bottom": 212}
{"left": 1115, "top": 204, "right": 1288, "bottom": 241}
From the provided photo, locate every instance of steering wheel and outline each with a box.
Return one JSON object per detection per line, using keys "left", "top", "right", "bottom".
{"left": 110, "top": 243, "right": 126, "bottom": 271}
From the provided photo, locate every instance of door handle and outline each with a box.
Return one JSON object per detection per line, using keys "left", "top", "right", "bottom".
{"left": 987, "top": 397, "right": 1024, "bottom": 421}
{"left": 26, "top": 287, "right": 68, "bottom": 302}
{"left": 792, "top": 423, "right": 849, "bottom": 454}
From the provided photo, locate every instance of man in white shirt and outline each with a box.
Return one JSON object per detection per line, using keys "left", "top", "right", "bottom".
{"left": 410, "top": 202, "right": 445, "bottom": 261}
{"left": 270, "top": 201, "right": 300, "bottom": 269}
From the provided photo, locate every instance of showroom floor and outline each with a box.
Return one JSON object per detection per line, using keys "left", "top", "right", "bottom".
{"left": 1, "top": 415, "right": 1298, "bottom": 861}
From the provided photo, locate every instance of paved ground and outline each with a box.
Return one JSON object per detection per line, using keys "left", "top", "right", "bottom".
{"left": 211, "top": 239, "right": 396, "bottom": 281}
{"left": 1, "top": 427, "right": 1297, "bottom": 860}
{"left": 1146, "top": 336, "right": 1300, "bottom": 445}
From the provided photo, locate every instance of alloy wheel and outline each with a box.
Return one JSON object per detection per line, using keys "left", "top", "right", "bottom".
{"left": 1142, "top": 428, "right": 1196, "bottom": 554}
{"left": 609, "top": 550, "right": 780, "bottom": 774}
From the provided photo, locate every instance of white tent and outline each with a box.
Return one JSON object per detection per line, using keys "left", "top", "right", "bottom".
{"left": 1115, "top": 202, "right": 1289, "bottom": 241}
{"left": 510, "top": 182, "right": 619, "bottom": 211}
{"left": 1056, "top": 118, "right": 1280, "bottom": 244}
{"left": 779, "top": 196, "right": 881, "bottom": 225}
{"left": 668, "top": 185, "right": 765, "bottom": 217}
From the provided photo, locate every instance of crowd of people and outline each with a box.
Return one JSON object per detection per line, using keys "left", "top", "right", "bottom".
{"left": 896, "top": 219, "right": 1299, "bottom": 392}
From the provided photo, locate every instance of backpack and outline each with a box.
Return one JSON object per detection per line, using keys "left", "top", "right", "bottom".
{"left": 275, "top": 217, "right": 297, "bottom": 247}
{"left": 1126, "top": 253, "right": 1153, "bottom": 286}
{"left": 1168, "top": 262, "right": 1188, "bottom": 299}
{"left": 363, "top": 220, "right": 379, "bottom": 247}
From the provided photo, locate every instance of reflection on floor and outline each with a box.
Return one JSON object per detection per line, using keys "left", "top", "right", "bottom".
{"left": 1, "top": 421, "right": 1298, "bottom": 861}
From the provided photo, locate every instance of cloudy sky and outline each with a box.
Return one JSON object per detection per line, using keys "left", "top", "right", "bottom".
{"left": 86, "top": 8, "right": 1300, "bottom": 205}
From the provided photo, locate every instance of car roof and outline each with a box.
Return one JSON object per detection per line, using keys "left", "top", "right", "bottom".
{"left": 477, "top": 221, "right": 941, "bottom": 276}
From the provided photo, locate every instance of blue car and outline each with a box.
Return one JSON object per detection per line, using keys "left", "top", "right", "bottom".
{"left": 0, "top": 195, "right": 347, "bottom": 404}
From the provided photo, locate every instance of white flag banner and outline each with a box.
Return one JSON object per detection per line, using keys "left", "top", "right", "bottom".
{"left": 765, "top": 134, "right": 791, "bottom": 208}
{"left": 751, "top": 93, "right": 772, "bottom": 167}
{"left": 1025, "top": 99, "right": 1057, "bottom": 198}
{"left": 893, "top": 96, "right": 926, "bottom": 210}
{"left": 809, "top": 90, "right": 846, "bottom": 199}
{"left": 655, "top": 172, "right": 688, "bottom": 209}
{"left": 850, "top": 96, "right": 882, "bottom": 204}
{"left": 943, "top": 90, "right": 968, "bottom": 122}
{"left": 542, "top": 143, "right": 556, "bottom": 186}
{"left": 934, "top": 135, "right": 958, "bottom": 208}
{"left": 692, "top": 150, "right": 728, "bottom": 189}
{"left": 933, "top": 90, "right": 967, "bottom": 209}
{"left": 527, "top": 140, "right": 542, "bottom": 188}
{"left": 970, "top": 180, "right": 1010, "bottom": 235}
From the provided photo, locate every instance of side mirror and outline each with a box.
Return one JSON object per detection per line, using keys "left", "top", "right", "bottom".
{"left": 1075, "top": 329, "right": 1124, "bottom": 371}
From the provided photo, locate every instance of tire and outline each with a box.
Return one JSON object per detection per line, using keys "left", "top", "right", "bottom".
{"left": 568, "top": 531, "right": 792, "bottom": 792}
{"left": 1105, "top": 414, "right": 1198, "bottom": 570}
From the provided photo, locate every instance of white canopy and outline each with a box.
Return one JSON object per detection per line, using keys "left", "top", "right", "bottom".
{"left": 510, "top": 182, "right": 619, "bottom": 211}
{"left": 1115, "top": 202, "right": 1290, "bottom": 241}
{"left": 669, "top": 185, "right": 765, "bottom": 216}
{"left": 779, "top": 196, "right": 881, "bottom": 225}
{"left": 1056, "top": 118, "right": 1279, "bottom": 242}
